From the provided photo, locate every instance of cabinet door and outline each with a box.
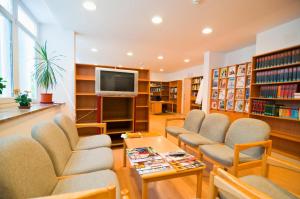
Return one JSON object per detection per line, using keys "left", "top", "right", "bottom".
{"left": 183, "top": 78, "right": 191, "bottom": 114}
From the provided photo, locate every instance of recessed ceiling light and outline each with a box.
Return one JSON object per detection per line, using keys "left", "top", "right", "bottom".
{"left": 82, "top": 1, "right": 96, "bottom": 11}
{"left": 202, "top": 27, "right": 213, "bottom": 34}
{"left": 160, "top": 68, "right": 164, "bottom": 72}
{"left": 152, "top": 16, "right": 163, "bottom": 24}
{"left": 127, "top": 51, "right": 133, "bottom": 56}
{"left": 91, "top": 48, "right": 98, "bottom": 52}
{"left": 184, "top": 59, "right": 190, "bottom": 63}
{"left": 157, "top": 55, "right": 164, "bottom": 60}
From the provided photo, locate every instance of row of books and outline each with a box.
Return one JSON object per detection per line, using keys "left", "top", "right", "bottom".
{"left": 150, "top": 88, "right": 161, "bottom": 92}
{"left": 259, "top": 84, "right": 298, "bottom": 99}
{"left": 192, "top": 78, "right": 201, "bottom": 84}
{"left": 192, "top": 84, "right": 199, "bottom": 90}
{"left": 126, "top": 147, "right": 204, "bottom": 175}
{"left": 255, "top": 49, "right": 300, "bottom": 69}
{"left": 252, "top": 100, "right": 300, "bottom": 120}
{"left": 255, "top": 67, "right": 300, "bottom": 84}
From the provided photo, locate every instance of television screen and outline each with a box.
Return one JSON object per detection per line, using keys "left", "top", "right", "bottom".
{"left": 100, "top": 71, "right": 135, "bottom": 92}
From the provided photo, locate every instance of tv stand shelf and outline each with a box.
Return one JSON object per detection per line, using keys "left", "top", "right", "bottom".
{"left": 75, "top": 64, "right": 150, "bottom": 146}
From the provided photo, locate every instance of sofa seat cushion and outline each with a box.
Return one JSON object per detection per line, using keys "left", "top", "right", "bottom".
{"left": 199, "top": 144, "right": 255, "bottom": 166}
{"left": 165, "top": 126, "right": 191, "bottom": 137}
{"left": 76, "top": 135, "right": 112, "bottom": 150}
{"left": 240, "top": 175, "right": 298, "bottom": 199}
{"left": 62, "top": 147, "right": 114, "bottom": 176}
{"left": 52, "top": 170, "right": 120, "bottom": 199}
{"left": 179, "top": 133, "right": 216, "bottom": 147}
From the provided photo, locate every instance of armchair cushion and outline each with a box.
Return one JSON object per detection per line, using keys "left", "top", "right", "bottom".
{"left": 0, "top": 136, "right": 58, "bottom": 198}
{"left": 165, "top": 126, "right": 191, "bottom": 137}
{"left": 62, "top": 147, "right": 114, "bottom": 176}
{"left": 225, "top": 118, "right": 270, "bottom": 159}
{"left": 199, "top": 144, "right": 255, "bottom": 166}
{"left": 76, "top": 135, "right": 111, "bottom": 150}
{"left": 179, "top": 133, "right": 216, "bottom": 147}
{"left": 183, "top": 110, "right": 205, "bottom": 132}
{"left": 240, "top": 175, "right": 298, "bottom": 199}
{"left": 52, "top": 170, "right": 120, "bottom": 199}
{"left": 54, "top": 114, "right": 80, "bottom": 150}
{"left": 32, "top": 122, "right": 73, "bottom": 176}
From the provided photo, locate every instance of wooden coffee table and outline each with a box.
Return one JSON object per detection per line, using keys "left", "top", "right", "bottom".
{"left": 123, "top": 134, "right": 205, "bottom": 199}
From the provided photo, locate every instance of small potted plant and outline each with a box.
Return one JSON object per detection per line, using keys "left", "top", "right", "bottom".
{"left": 34, "top": 41, "right": 64, "bottom": 104}
{"left": 15, "top": 92, "right": 32, "bottom": 109}
{"left": 0, "top": 77, "right": 6, "bottom": 95}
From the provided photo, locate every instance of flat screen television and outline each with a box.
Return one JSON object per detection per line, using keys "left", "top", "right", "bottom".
{"left": 95, "top": 68, "right": 138, "bottom": 96}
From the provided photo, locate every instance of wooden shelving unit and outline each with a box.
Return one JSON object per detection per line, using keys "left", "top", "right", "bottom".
{"left": 190, "top": 76, "right": 202, "bottom": 110}
{"left": 250, "top": 44, "right": 300, "bottom": 157}
{"left": 75, "top": 64, "right": 150, "bottom": 146}
{"left": 169, "top": 80, "right": 182, "bottom": 113}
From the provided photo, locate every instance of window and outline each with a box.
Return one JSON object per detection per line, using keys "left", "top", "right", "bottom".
{"left": 0, "top": 0, "right": 13, "bottom": 14}
{"left": 17, "top": 5, "right": 37, "bottom": 36}
{"left": 18, "top": 28, "right": 36, "bottom": 98}
{"left": 0, "top": 12, "right": 13, "bottom": 97}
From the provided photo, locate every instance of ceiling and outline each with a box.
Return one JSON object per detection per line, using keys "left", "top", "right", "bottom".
{"left": 33, "top": 0, "right": 300, "bottom": 72}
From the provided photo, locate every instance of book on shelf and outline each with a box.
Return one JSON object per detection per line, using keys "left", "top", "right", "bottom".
{"left": 160, "top": 151, "right": 204, "bottom": 171}
{"left": 237, "top": 64, "right": 246, "bottom": 76}
{"left": 228, "top": 66, "right": 236, "bottom": 77}
{"left": 226, "top": 100, "right": 234, "bottom": 111}
{"left": 255, "top": 66, "right": 300, "bottom": 84}
{"left": 236, "top": 76, "right": 245, "bottom": 88}
{"left": 235, "top": 100, "right": 244, "bottom": 112}
{"left": 251, "top": 100, "right": 300, "bottom": 120}
{"left": 227, "top": 77, "right": 235, "bottom": 88}
{"left": 219, "top": 89, "right": 226, "bottom": 100}
{"left": 255, "top": 48, "right": 300, "bottom": 69}
{"left": 295, "top": 93, "right": 300, "bottom": 99}
{"left": 220, "top": 68, "right": 228, "bottom": 78}
{"left": 259, "top": 84, "right": 298, "bottom": 99}
{"left": 219, "top": 79, "right": 227, "bottom": 89}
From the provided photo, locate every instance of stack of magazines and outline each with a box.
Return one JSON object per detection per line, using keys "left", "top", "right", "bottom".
{"left": 160, "top": 151, "right": 204, "bottom": 171}
{"left": 127, "top": 147, "right": 172, "bottom": 175}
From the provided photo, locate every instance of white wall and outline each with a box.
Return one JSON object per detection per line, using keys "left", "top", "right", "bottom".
{"left": 224, "top": 44, "right": 256, "bottom": 65}
{"left": 164, "top": 65, "right": 204, "bottom": 82}
{"left": 256, "top": 17, "right": 300, "bottom": 54}
{"left": 40, "top": 24, "right": 75, "bottom": 118}
{"left": 150, "top": 72, "right": 165, "bottom": 82}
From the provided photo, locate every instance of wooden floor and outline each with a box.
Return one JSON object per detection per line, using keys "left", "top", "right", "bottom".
{"left": 112, "top": 113, "right": 300, "bottom": 199}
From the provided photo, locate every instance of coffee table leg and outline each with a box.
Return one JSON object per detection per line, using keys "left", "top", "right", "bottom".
{"left": 142, "top": 180, "right": 148, "bottom": 199}
{"left": 196, "top": 171, "right": 203, "bottom": 199}
{"left": 123, "top": 141, "right": 127, "bottom": 167}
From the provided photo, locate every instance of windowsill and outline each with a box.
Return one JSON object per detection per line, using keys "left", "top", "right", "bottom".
{"left": 0, "top": 103, "right": 64, "bottom": 124}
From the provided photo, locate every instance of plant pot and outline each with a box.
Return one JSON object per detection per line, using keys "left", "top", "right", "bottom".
{"left": 18, "top": 105, "right": 31, "bottom": 109}
{"left": 40, "top": 93, "right": 53, "bottom": 104}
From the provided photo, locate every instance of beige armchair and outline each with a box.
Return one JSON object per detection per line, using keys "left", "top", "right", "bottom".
{"left": 0, "top": 135, "right": 128, "bottom": 199}
{"left": 209, "top": 156, "right": 300, "bottom": 199}
{"left": 54, "top": 113, "right": 111, "bottom": 150}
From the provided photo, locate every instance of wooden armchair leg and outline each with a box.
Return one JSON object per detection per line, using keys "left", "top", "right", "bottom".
{"left": 178, "top": 139, "right": 181, "bottom": 147}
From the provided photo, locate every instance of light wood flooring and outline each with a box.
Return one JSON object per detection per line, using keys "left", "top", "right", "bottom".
{"left": 112, "top": 113, "right": 300, "bottom": 199}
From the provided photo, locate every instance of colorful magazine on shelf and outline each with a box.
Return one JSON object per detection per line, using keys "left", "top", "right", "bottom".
{"left": 211, "top": 101, "right": 218, "bottom": 109}
{"left": 160, "top": 151, "right": 204, "bottom": 171}
{"left": 226, "top": 100, "right": 234, "bottom": 111}
{"left": 245, "top": 101, "right": 249, "bottom": 113}
{"left": 235, "top": 89, "right": 244, "bottom": 100}
{"left": 219, "top": 79, "right": 227, "bottom": 89}
{"left": 218, "top": 100, "right": 225, "bottom": 110}
{"left": 213, "top": 69, "right": 219, "bottom": 79}
{"left": 219, "top": 89, "right": 226, "bottom": 100}
{"left": 227, "top": 89, "right": 235, "bottom": 100}
{"left": 220, "top": 67, "right": 228, "bottom": 78}
{"left": 237, "top": 64, "right": 246, "bottom": 76}
{"left": 228, "top": 66, "right": 236, "bottom": 77}
{"left": 227, "top": 77, "right": 235, "bottom": 88}
{"left": 235, "top": 100, "right": 244, "bottom": 112}
{"left": 211, "top": 89, "right": 218, "bottom": 99}
{"left": 212, "top": 79, "right": 218, "bottom": 88}
{"left": 236, "top": 76, "right": 245, "bottom": 88}
{"left": 247, "top": 64, "right": 252, "bottom": 75}
{"left": 246, "top": 76, "right": 251, "bottom": 88}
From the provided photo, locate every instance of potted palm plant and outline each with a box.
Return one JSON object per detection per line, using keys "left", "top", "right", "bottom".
{"left": 0, "top": 77, "right": 6, "bottom": 95}
{"left": 34, "top": 41, "right": 64, "bottom": 104}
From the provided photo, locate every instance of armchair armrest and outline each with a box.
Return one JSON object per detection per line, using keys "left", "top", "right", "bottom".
{"left": 76, "top": 123, "right": 107, "bottom": 134}
{"left": 267, "top": 156, "right": 300, "bottom": 173}
{"left": 165, "top": 117, "right": 185, "bottom": 127}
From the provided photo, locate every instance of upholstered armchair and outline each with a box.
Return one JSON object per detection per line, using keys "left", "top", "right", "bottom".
{"left": 32, "top": 122, "right": 114, "bottom": 176}
{"left": 0, "top": 135, "right": 127, "bottom": 199}
{"left": 165, "top": 109, "right": 205, "bottom": 138}
{"left": 178, "top": 113, "right": 230, "bottom": 155}
{"left": 209, "top": 156, "right": 300, "bottom": 199}
{"left": 199, "top": 118, "right": 272, "bottom": 176}
{"left": 54, "top": 113, "right": 111, "bottom": 150}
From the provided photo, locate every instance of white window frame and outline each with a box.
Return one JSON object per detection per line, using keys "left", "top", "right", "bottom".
{"left": 0, "top": 0, "right": 39, "bottom": 105}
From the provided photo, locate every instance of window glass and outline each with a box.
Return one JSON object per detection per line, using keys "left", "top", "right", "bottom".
{"left": 0, "top": 12, "right": 13, "bottom": 97}
{"left": 18, "top": 28, "right": 36, "bottom": 98}
{"left": 0, "top": 0, "right": 13, "bottom": 14}
{"left": 17, "top": 5, "right": 37, "bottom": 36}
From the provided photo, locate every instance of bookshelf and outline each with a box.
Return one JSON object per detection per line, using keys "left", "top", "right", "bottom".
{"left": 250, "top": 45, "right": 300, "bottom": 157}
{"left": 75, "top": 64, "right": 150, "bottom": 146}
{"left": 210, "top": 62, "right": 252, "bottom": 113}
{"left": 169, "top": 80, "right": 182, "bottom": 113}
{"left": 190, "top": 76, "right": 203, "bottom": 110}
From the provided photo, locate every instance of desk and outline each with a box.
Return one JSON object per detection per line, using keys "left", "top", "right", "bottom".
{"left": 150, "top": 101, "right": 175, "bottom": 114}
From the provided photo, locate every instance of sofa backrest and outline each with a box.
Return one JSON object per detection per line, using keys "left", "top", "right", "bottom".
{"left": 54, "top": 113, "right": 79, "bottom": 150}
{"left": 183, "top": 110, "right": 205, "bottom": 133}
{"left": 199, "top": 113, "right": 230, "bottom": 143}
{"left": 32, "top": 121, "right": 72, "bottom": 176}
{"left": 0, "top": 135, "right": 57, "bottom": 199}
{"left": 225, "top": 118, "right": 270, "bottom": 158}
